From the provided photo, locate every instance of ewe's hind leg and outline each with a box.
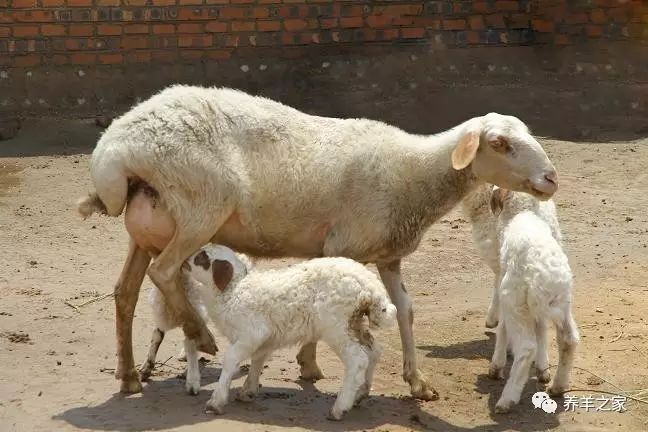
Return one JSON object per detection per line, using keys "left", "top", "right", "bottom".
{"left": 548, "top": 309, "right": 579, "bottom": 396}
{"left": 486, "top": 271, "right": 502, "bottom": 328}
{"left": 377, "top": 260, "right": 438, "bottom": 401}
{"left": 184, "top": 338, "right": 201, "bottom": 395}
{"left": 140, "top": 328, "right": 165, "bottom": 381}
{"left": 147, "top": 212, "right": 231, "bottom": 356}
{"left": 297, "top": 343, "right": 325, "bottom": 381}
{"left": 115, "top": 239, "right": 151, "bottom": 393}
{"left": 535, "top": 320, "right": 551, "bottom": 383}
{"left": 327, "top": 341, "right": 370, "bottom": 421}
{"left": 495, "top": 315, "right": 537, "bottom": 413}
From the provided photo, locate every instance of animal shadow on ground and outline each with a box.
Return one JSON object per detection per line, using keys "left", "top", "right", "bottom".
{"left": 420, "top": 332, "right": 561, "bottom": 431}
{"left": 55, "top": 358, "right": 560, "bottom": 432}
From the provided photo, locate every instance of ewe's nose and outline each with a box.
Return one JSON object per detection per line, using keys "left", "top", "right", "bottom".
{"left": 544, "top": 170, "right": 558, "bottom": 186}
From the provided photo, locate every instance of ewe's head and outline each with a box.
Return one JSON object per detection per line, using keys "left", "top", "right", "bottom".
{"left": 452, "top": 113, "right": 558, "bottom": 200}
{"left": 184, "top": 244, "right": 249, "bottom": 292}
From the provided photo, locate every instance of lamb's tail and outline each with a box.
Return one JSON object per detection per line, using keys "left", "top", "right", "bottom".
{"left": 367, "top": 295, "right": 397, "bottom": 330}
{"left": 77, "top": 141, "right": 130, "bottom": 218}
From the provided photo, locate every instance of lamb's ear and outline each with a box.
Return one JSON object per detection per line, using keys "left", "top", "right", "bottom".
{"left": 490, "top": 187, "right": 510, "bottom": 216}
{"left": 211, "top": 259, "right": 234, "bottom": 291}
{"left": 451, "top": 129, "right": 481, "bottom": 170}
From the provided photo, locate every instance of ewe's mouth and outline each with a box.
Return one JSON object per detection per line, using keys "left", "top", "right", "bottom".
{"left": 530, "top": 187, "right": 554, "bottom": 201}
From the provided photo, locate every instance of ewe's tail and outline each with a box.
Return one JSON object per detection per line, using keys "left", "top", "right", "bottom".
{"left": 76, "top": 143, "right": 130, "bottom": 218}
{"left": 368, "top": 295, "right": 397, "bottom": 330}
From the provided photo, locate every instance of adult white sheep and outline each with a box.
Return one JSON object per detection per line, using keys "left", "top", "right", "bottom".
{"left": 478, "top": 187, "right": 579, "bottom": 413}
{"left": 77, "top": 85, "right": 559, "bottom": 398}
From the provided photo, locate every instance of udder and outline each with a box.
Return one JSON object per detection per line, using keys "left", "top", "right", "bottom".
{"left": 124, "top": 188, "right": 175, "bottom": 256}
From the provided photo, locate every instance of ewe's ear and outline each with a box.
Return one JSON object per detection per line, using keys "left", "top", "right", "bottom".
{"left": 211, "top": 259, "right": 234, "bottom": 291}
{"left": 489, "top": 187, "right": 510, "bottom": 216}
{"left": 452, "top": 130, "right": 481, "bottom": 170}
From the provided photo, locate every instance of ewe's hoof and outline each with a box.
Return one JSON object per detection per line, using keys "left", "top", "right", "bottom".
{"left": 494, "top": 400, "right": 513, "bottom": 414}
{"left": 548, "top": 385, "right": 567, "bottom": 397}
{"left": 236, "top": 390, "right": 256, "bottom": 402}
{"left": 120, "top": 378, "right": 143, "bottom": 394}
{"left": 485, "top": 319, "right": 499, "bottom": 329}
{"left": 409, "top": 375, "right": 439, "bottom": 401}
{"left": 326, "top": 408, "right": 346, "bottom": 421}
{"left": 186, "top": 382, "right": 200, "bottom": 396}
{"left": 537, "top": 369, "right": 551, "bottom": 384}
{"left": 488, "top": 365, "right": 504, "bottom": 380}
{"left": 205, "top": 400, "right": 225, "bottom": 415}
{"left": 299, "top": 367, "right": 325, "bottom": 382}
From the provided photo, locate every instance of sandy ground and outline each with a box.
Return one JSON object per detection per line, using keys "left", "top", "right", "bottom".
{"left": 1, "top": 119, "right": 647, "bottom": 432}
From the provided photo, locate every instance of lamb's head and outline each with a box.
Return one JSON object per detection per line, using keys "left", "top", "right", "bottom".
{"left": 452, "top": 113, "right": 558, "bottom": 200}
{"left": 184, "top": 244, "right": 250, "bottom": 292}
{"left": 489, "top": 186, "right": 540, "bottom": 217}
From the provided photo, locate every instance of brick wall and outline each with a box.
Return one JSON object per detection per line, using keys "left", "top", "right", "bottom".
{"left": 0, "top": 1, "right": 646, "bottom": 68}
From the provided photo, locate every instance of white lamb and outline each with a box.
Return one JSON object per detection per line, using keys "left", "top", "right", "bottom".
{"left": 469, "top": 186, "right": 579, "bottom": 412}
{"left": 148, "top": 244, "right": 397, "bottom": 420}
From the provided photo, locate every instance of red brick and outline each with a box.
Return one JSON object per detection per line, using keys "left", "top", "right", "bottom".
{"left": 13, "top": 26, "right": 39, "bottom": 37}
{"left": 12, "top": 0, "right": 37, "bottom": 7}
{"left": 41, "top": 24, "right": 65, "bottom": 36}
{"left": 257, "top": 20, "right": 280, "bottom": 32}
{"left": 232, "top": 21, "right": 255, "bottom": 31}
{"left": 231, "top": 0, "right": 253, "bottom": 3}
{"left": 252, "top": 7, "right": 270, "bottom": 19}
{"left": 97, "top": 0, "right": 121, "bottom": 5}
{"left": 14, "top": 55, "right": 40, "bottom": 67}
{"left": 206, "top": 0, "right": 229, "bottom": 3}
{"left": 67, "top": 0, "right": 92, "bottom": 6}
{"left": 495, "top": 1, "right": 518, "bottom": 11}
{"left": 69, "top": 24, "right": 93, "bottom": 36}
{"left": 413, "top": 17, "right": 441, "bottom": 29}
{"left": 284, "top": 19, "right": 308, "bottom": 31}
{"left": 99, "top": 53, "right": 123, "bottom": 64}
{"left": 607, "top": 7, "right": 629, "bottom": 23}
{"left": 377, "top": 28, "right": 398, "bottom": 41}
{"left": 257, "top": 0, "right": 280, "bottom": 3}
{"left": 124, "top": 0, "right": 148, "bottom": 5}
{"left": 485, "top": 14, "right": 506, "bottom": 28}
{"left": 0, "top": 27, "right": 9, "bottom": 37}
{"left": 401, "top": 27, "right": 425, "bottom": 39}
{"left": 13, "top": 11, "right": 54, "bottom": 22}
{"left": 554, "top": 34, "right": 569, "bottom": 45}
{"left": 467, "top": 30, "right": 480, "bottom": 44}
{"left": 566, "top": 12, "right": 589, "bottom": 25}
{"left": 509, "top": 13, "right": 530, "bottom": 28}
{"left": 64, "top": 39, "right": 81, "bottom": 50}
{"left": 178, "top": 34, "right": 212, "bottom": 47}
{"left": 443, "top": 19, "right": 466, "bottom": 30}
{"left": 586, "top": 25, "right": 602, "bottom": 37}
{"left": 71, "top": 53, "right": 96, "bottom": 65}
{"left": 179, "top": 0, "right": 202, "bottom": 4}
{"left": 121, "top": 37, "right": 148, "bottom": 49}
{"left": 205, "top": 21, "right": 227, "bottom": 32}
{"left": 341, "top": 5, "right": 364, "bottom": 17}
{"left": 366, "top": 15, "right": 391, "bottom": 28}
{"left": 152, "top": 50, "right": 178, "bottom": 62}
{"left": 152, "top": 0, "right": 176, "bottom": 5}
{"left": 98, "top": 24, "right": 122, "bottom": 35}
{"left": 473, "top": 1, "right": 489, "bottom": 13}
{"left": 41, "top": 0, "right": 64, "bottom": 6}
{"left": 178, "top": 8, "right": 210, "bottom": 20}
{"left": 340, "top": 17, "right": 363, "bottom": 28}
{"left": 153, "top": 24, "right": 175, "bottom": 34}
{"left": 220, "top": 8, "right": 246, "bottom": 19}
{"left": 51, "top": 54, "right": 68, "bottom": 65}
{"left": 178, "top": 23, "right": 202, "bottom": 33}
{"left": 126, "top": 51, "right": 152, "bottom": 63}
{"left": 379, "top": 5, "right": 422, "bottom": 16}
{"left": 532, "top": 19, "right": 555, "bottom": 33}
{"left": 124, "top": 24, "right": 149, "bottom": 34}
{"left": 469, "top": 15, "right": 485, "bottom": 30}
{"left": 319, "top": 17, "right": 337, "bottom": 29}
{"left": 590, "top": 9, "right": 607, "bottom": 24}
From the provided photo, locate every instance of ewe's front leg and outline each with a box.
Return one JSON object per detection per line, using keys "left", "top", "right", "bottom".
{"left": 115, "top": 239, "right": 151, "bottom": 393}
{"left": 377, "top": 260, "right": 439, "bottom": 401}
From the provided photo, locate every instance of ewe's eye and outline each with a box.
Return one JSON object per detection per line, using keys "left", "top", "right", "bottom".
{"left": 489, "top": 136, "right": 511, "bottom": 154}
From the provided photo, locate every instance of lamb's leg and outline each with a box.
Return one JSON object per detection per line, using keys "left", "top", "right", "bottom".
{"left": 147, "top": 220, "right": 228, "bottom": 356}
{"left": 296, "top": 343, "right": 325, "bottom": 381}
{"left": 495, "top": 315, "right": 536, "bottom": 413}
{"left": 535, "top": 320, "right": 551, "bottom": 383}
{"left": 548, "top": 308, "right": 579, "bottom": 396}
{"left": 355, "top": 341, "right": 382, "bottom": 405}
{"left": 327, "top": 341, "right": 370, "bottom": 421}
{"left": 184, "top": 338, "right": 201, "bottom": 395}
{"left": 238, "top": 350, "right": 268, "bottom": 402}
{"left": 206, "top": 340, "right": 258, "bottom": 415}
{"left": 488, "top": 321, "right": 507, "bottom": 380}
{"left": 115, "top": 239, "right": 151, "bottom": 393}
{"left": 485, "top": 271, "right": 501, "bottom": 328}
{"left": 140, "top": 328, "right": 165, "bottom": 381}
{"left": 377, "top": 260, "right": 438, "bottom": 401}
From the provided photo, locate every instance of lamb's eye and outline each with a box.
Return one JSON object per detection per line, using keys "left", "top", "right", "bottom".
{"left": 489, "top": 136, "right": 510, "bottom": 153}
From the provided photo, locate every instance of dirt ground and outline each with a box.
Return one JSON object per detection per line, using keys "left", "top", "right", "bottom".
{"left": 1, "top": 118, "right": 647, "bottom": 432}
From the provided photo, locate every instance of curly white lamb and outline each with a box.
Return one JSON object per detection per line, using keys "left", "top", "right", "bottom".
{"left": 161, "top": 244, "right": 395, "bottom": 420}
{"left": 77, "top": 85, "right": 559, "bottom": 397}
{"left": 470, "top": 186, "right": 579, "bottom": 413}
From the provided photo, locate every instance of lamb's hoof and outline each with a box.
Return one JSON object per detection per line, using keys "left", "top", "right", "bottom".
{"left": 537, "top": 369, "right": 551, "bottom": 384}
{"left": 299, "top": 367, "right": 325, "bottom": 382}
{"left": 548, "top": 385, "right": 567, "bottom": 397}
{"left": 196, "top": 328, "right": 218, "bottom": 356}
{"left": 120, "top": 377, "right": 143, "bottom": 394}
{"left": 409, "top": 376, "right": 439, "bottom": 401}
{"left": 494, "top": 400, "right": 514, "bottom": 414}
{"left": 205, "top": 400, "right": 225, "bottom": 415}
{"left": 139, "top": 362, "right": 154, "bottom": 381}
{"left": 488, "top": 365, "right": 504, "bottom": 380}
{"left": 354, "top": 384, "right": 370, "bottom": 406}
{"left": 236, "top": 390, "right": 256, "bottom": 402}
{"left": 326, "top": 408, "right": 346, "bottom": 421}
{"left": 186, "top": 382, "right": 200, "bottom": 396}
{"left": 485, "top": 318, "right": 499, "bottom": 329}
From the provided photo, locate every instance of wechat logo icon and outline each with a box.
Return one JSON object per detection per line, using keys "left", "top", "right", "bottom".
{"left": 532, "top": 391, "right": 557, "bottom": 414}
